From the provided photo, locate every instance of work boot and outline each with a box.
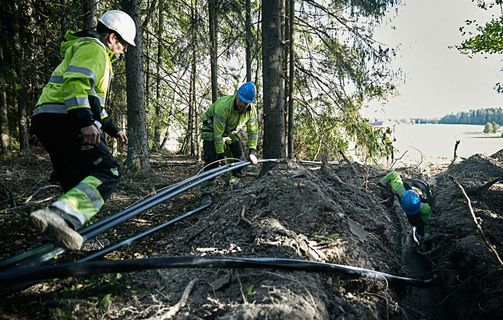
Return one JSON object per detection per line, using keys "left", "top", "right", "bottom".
{"left": 30, "top": 208, "right": 84, "bottom": 250}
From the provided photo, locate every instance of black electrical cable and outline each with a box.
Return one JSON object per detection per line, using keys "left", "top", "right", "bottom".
{"left": 0, "top": 162, "right": 239, "bottom": 270}
{"left": 79, "top": 203, "right": 211, "bottom": 262}
{"left": 0, "top": 168, "right": 211, "bottom": 271}
{"left": 23, "top": 160, "right": 277, "bottom": 268}
{"left": 0, "top": 256, "right": 435, "bottom": 292}
{"left": 1, "top": 159, "right": 279, "bottom": 270}
{"left": 0, "top": 203, "right": 213, "bottom": 296}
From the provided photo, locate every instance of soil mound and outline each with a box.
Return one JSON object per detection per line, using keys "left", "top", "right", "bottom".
{"left": 119, "top": 161, "right": 434, "bottom": 319}
{"left": 431, "top": 154, "right": 503, "bottom": 319}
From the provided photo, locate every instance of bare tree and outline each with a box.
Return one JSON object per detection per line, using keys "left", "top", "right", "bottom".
{"left": 208, "top": 0, "right": 218, "bottom": 102}
{"left": 245, "top": 0, "right": 252, "bottom": 82}
{"left": 262, "top": 0, "right": 285, "bottom": 160}
{"left": 287, "top": 0, "right": 295, "bottom": 159}
{"left": 82, "top": 0, "right": 97, "bottom": 29}
{"left": 13, "top": 1, "right": 30, "bottom": 155}
{"left": 123, "top": 0, "right": 151, "bottom": 171}
{"left": 154, "top": 0, "right": 164, "bottom": 150}
{"left": 0, "top": 43, "right": 10, "bottom": 158}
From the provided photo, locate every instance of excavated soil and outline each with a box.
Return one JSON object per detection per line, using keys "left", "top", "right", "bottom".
{"left": 0, "top": 147, "right": 502, "bottom": 319}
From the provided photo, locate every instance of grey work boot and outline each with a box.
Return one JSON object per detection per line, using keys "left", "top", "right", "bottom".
{"left": 30, "top": 208, "right": 84, "bottom": 250}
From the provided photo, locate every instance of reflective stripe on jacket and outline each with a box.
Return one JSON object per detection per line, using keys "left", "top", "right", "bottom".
{"left": 33, "top": 30, "right": 114, "bottom": 122}
{"left": 201, "top": 95, "right": 259, "bottom": 154}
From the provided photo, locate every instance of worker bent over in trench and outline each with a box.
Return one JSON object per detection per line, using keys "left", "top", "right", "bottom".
{"left": 378, "top": 171, "right": 432, "bottom": 244}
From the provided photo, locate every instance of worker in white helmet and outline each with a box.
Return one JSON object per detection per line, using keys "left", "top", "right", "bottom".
{"left": 29, "top": 10, "right": 137, "bottom": 250}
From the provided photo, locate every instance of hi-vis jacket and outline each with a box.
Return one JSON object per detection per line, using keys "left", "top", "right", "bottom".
{"left": 32, "top": 30, "right": 119, "bottom": 134}
{"left": 201, "top": 95, "right": 259, "bottom": 154}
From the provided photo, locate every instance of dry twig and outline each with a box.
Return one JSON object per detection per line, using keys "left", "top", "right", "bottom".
{"left": 152, "top": 278, "right": 198, "bottom": 319}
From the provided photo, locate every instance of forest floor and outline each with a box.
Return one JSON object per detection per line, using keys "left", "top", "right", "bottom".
{"left": 0, "top": 146, "right": 502, "bottom": 320}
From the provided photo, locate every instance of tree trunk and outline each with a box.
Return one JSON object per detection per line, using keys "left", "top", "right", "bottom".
{"left": 283, "top": 0, "right": 289, "bottom": 155}
{"left": 122, "top": 0, "right": 151, "bottom": 171}
{"left": 208, "top": 0, "right": 218, "bottom": 102}
{"left": 154, "top": 0, "right": 163, "bottom": 150}
{"left": 245, "top": 0, "right": 252, "bottom": 82}
{"left": 145, "top": 0, "right": 151, "bottom": 148}
{"left": 83, "top": 0, "right": 98, "bottom": 29}
{"left": 189, "top": 0, "right": 198, "bottom": 156}
{"left": 287, "top": 0, "right": 295, "bottom": 159}
{"left": 262, "top": 0, "right": 285, "bottom": 160}
{"left": 13, "top": 2, "right": 30, "bottom": 155}
{"left": 0, "top": 43, "right": 10, "bottom": 158}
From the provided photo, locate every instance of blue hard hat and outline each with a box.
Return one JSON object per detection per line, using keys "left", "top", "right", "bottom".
{"left": 401, "top": 190, "right": 421, "bottom": 215}
{"left": 237, "top": 82, "right": 256, "bottom": 104}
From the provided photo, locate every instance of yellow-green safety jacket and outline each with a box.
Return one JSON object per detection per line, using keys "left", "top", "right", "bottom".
{"left": 383, "top": 132, "right": 392, "bottom": 145}
{"left": 201, "top": 95, "right": 259, "bottom": 154}
{"left": 32, "top": 30, "right": 119, "bottom": 134}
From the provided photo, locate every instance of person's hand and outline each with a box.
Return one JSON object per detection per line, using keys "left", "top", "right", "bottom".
{"left": 80, "top": 125, "right": 100, "bottom": 145}
{"left": 115, "top": 130, "right": 128, "bottom": 144}
{"left": 217, "top": 153, "right": 226, "bottom": 165}
{"left": 248, "top": 149, "right": 258, "bottom": 165}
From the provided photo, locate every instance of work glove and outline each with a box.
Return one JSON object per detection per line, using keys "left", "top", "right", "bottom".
{"left": 248, "top": 149, "right": 258, "bottom": 165}
{"left": 216, "top": 153, "right": 226, "bottom": 165}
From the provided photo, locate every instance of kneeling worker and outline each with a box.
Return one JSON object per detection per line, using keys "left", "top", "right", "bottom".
{"left": 200, "top": 82, "right": 259, "bottom": 203}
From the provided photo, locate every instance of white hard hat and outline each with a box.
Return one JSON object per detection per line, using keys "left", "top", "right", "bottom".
{"left": 99, "top": 10, "right": 136, "bottom": 47}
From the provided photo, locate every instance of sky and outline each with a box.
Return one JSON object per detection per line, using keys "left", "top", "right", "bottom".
{"left": 367, "top": 0, "right": 503, "bottom": 120}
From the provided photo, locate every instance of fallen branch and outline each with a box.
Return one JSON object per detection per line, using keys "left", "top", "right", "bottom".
{"left": 153, "top": 278, "right": 198, "bottom": 319}
{"left": 24, "top": 185, "right": 60, "bottom": 204}
{"left": 389, "top": 150, "right": 408, "bottom": 170}
{"left": 452, "top": 178, "right": 503, "bottom": 268}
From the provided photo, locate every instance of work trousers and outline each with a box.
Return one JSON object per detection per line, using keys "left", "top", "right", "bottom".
{"left": 31, "top": 114, "right": 120, "bottom": 228}
{"left": 202, "top": 139, "right": 244, "bottom": 177}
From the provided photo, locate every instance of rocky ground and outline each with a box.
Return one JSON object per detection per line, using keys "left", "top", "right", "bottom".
{"left": 0, "top": 146, "right": 502, "bottom": 319}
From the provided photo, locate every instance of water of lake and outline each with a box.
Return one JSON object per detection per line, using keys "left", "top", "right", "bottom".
{"left": 390, "top": 124, "right": 502, "bottom": 166}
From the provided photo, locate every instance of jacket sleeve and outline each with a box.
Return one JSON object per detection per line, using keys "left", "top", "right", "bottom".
{"left": 62, "top": 42, "right": 108, "bottom": 128}
{"left": 212, "top": 102, "right": 228, "bottom": 154}
{"left": 419, "top": 203, "right": 432, "bottom": 234}
{"left": 101, "top": 116, "right": 121, "bottom": 137}
{"left": 246, "top": 107, "right": 259, "bottom": 150}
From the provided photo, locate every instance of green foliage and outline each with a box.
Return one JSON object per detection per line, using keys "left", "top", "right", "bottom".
{"left": 484, "top": 121, "right": 499, "bottom": 133}
{"left": 458, "top": 17, "right": 503, "bottom": 55}
{"left": 291, "top": 0, "right": 398, "bottom": 161}
{"left": 313, "top": 233, "right": 340, "bottom": 242}
{"left": 244, "top": 285, "right": 255, "bottom": 299}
